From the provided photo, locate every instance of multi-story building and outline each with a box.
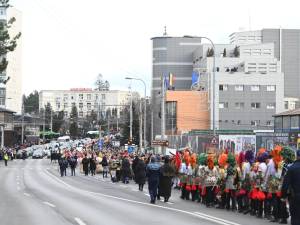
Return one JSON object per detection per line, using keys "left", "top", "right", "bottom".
{"left": 193, "top": 41, "right": 284, "bottom": 130}
{"left": 230, "top": 29, "right": 300, "bottom": 106}
{"left": 5, "top": 8, "right": 22, "bottom": 114}
{"left": 151, "top": 35, "right": 202, "bottom": 136}
{"left": 39, "top": 89, "right": 139, "bottom": 119}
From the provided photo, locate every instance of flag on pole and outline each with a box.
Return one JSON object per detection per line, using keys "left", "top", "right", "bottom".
{"left": 169, "top": 73, "right": 174, "bottom": 87}
{"left": 192, "top": 71, "right": 199, "bottom": 85}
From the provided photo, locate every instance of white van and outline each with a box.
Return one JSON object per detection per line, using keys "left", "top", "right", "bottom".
{"left": 57, "top": 136, "right": 71, "bottom": 143}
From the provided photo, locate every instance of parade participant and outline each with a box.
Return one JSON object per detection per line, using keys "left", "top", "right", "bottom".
{"left": 101, "top": 155, "right": 109, "bottom": 178}
{"left": 197, "top": 153, "right": 207, "bottom": 204}
{"left": 132, "top": 155, "right": 139, "bottom": 182}
{"left": 216, "top": 152, "right": 228, "bottom": 209}
{"left": 225, "top": 153, "right": 238, "bottom": 211}
{"left": 146, "top": 156, "right": 161, "bottom": 204}
{"left": 3, "top": 152, "right": 8, "bottom": 166}
{"left": 281, "top": 149, "right": 300, "bottom": 225}
{"left": 82, "top": 154, "right": 89, "bottom": 176}
{"left": 135, "top": 156, "right": 146, "bottom": 191}
{"left": 121, "top": 156, "right": 131, "bottom": 184}
{"left": 90, "top": 154, "right": 96, "bottom": 176}
{"left": 242, "top": 150, "right": 254, "bottom": 215}
{"left": 204, "top": 154, "right": 218, "bottom": 207}
{"left": 159, "top": 156, "right": 176, "bottom": 202}
{"left": 109, "top": 156, "right": 118, "bottom": 182}
{"left": 69, "top": 156, "right": 77, "bottom": 176}
{"left": 190, "top": 153, "right": 200, "bottom": 202}
{"left": 179, "top": 150, "right": 189, "bottom": 200}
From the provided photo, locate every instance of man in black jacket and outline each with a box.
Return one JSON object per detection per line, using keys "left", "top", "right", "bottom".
{"left": 281, "top": 150, "right": 300, "bottom": 225}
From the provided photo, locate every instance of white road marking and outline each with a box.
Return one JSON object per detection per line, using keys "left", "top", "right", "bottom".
{"left": 24, "top": 193, "right": 31, "bottom": 197}
{"left": 144, "top": 193, "right": 150, "bottom": 196}
{"left": 44, "top": 170, "right": 240, "bottom": 225}
{"left": 194, "top": 212, "right": 241, "bottom": 225}
{"left": 43, "top": 201, "right": 56, "bottom": 208}
{"left": 74, "top": 217, "right": 86, "bottom": 225}
{"left": 166, "top": 202, "right": 174, "bottom": 205}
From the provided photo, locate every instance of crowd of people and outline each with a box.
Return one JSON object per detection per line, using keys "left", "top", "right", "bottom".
{"left": 48, "top": 144, "right": 300, "bottom": 225}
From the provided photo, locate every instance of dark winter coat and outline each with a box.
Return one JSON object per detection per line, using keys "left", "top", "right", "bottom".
{"left": 146, "top": 162, "right": 161, "bottom": 190}
{"left": 135, "top": 159, "right": 146, "bottom": 185}
{"left": 101, "top": 156, "right": 108, "bottom": 167}
{"left": 159, "top": 163, "right": 176, "bottom": 198}
{"left": 82, "top": 157, "right": 89, "bottom": 172}
{"left": 121, "top": 158, "right": 132, "bottom": 178}
{"left": 132, "top": 156, "right": 139, "bottom": 175}
{"left": 90, "top": 158, "right": 96, "bottom": 171}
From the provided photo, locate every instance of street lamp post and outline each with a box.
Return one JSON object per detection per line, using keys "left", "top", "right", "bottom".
{"left": 196, "top": 36, "right": 216, "bottom": 136}
{"left": 125, "top": 77, "right": 147, "bottom": 150}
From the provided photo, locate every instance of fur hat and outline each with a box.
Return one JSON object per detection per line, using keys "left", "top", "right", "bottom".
{"left": 270, "top": 145, "right": 283, "bottom": 168}
{"left": 257, "top": 151, "right": 269, "bottom": 163}
{"left": 218, "top": 153, "right": 228, "bottom": 168}
{"left": 245, "top": 150, "right": 255, "bottom": 164}
{"left": 280, "top": 146, "right": 296, "bottom": 163}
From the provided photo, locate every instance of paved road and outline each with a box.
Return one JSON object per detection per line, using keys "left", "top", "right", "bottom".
{"left": 0, "top": 159, "right": 280, "bottom": 225}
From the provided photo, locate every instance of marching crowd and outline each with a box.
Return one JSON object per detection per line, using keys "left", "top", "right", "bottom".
{"left": 53, "top": 145, "right": 300, "bottom": 225}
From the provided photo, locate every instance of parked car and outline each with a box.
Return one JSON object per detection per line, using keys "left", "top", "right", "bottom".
{"left": 32, "top": 149, "right": 44, "bottom": 159}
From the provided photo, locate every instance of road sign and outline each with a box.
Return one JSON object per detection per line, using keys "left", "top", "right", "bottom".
{"left": 211, "top": 137, "right": 217, "bottom": 145}
{"left": 151, "top": 140, "right": 169, "bottom": 147}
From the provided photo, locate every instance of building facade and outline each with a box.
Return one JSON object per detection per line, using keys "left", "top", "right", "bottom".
{"left": 151, "top": 36, "right": 202, "bottom": 137}
{"left": 231, "top": 29, "right": 300, "bottom": 103}
{"left": 5, "top": 8, "right": 22, "bottom": 114}
{"left": 39, "top": 89, "right": 139, "bottom": 119}
{"left": 193, "top": 41, "right": 284, "bottom": 130}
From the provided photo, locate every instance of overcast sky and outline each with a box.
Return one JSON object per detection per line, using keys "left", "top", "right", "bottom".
{"left": 10, "top": 0, "right": 300, "bottom": 95}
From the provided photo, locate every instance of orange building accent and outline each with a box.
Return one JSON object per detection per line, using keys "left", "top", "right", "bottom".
{"left": 166, "top": 91, "right": 210, "bottom": 134}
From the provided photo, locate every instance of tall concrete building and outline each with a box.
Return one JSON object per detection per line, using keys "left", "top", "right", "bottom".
{"left": 151, "top": 35, "right": 202, "bottom": 137}
{"left": 231, "top": 29, "right": 300, "bottom": 109}
{"left": 6, "top": 8, "right": 22, "bottom": 113}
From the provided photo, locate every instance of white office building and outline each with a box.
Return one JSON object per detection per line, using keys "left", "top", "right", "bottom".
{"left": 39, "top": 89, "right": 139, "bottom": 118}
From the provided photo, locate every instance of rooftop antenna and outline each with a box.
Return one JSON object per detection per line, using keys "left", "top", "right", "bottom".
{"left": 163, "top": 26, "right": 167, "bottom": 36}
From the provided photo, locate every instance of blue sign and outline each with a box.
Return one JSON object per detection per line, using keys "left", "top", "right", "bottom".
{"left": 128, "top": 146, "right": 134, "bottom": 154}
{"left": 192, "top": 71, "right": 199, "bottom": 85}
{"left": 98, "top": 139, "right": 104, "bottom": 150}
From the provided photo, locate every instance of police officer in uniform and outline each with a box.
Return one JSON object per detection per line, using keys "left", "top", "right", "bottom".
{"left": 281, "top": 150, "right": 300, "bottom": 225}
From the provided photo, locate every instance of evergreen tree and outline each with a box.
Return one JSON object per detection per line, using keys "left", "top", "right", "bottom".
{"left": 0, "top": 0, "right": 21, "bottom": 78}
{"left": 52, "top": 111, "right": 65, "bottom": 134}
{"left": 69, "top": 105, "right": 78, "bottom": 138}
{"left": 120, "top": 102, "right": 140, "bottom": 145}
{"left": 233, "top": 46, "right": 240, "bottom": 57}
{"left": 23, "top": 90, "right": 39, "bottom": 114}
{"left": 223, "top": 48, "right": 227, "bottom": 57}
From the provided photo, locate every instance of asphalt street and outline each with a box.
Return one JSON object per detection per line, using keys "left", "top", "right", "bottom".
{"left": 0, "top": 159, "right": 279, "bottom": 225}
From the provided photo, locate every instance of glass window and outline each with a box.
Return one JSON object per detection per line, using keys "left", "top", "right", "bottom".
{"left": 87, "top": 103, "right": 91, "bottom": 110}
{"left": 79, "top": 111, "right": 83, "bottom": 117}
{"left": 291, "top": 116, "right": 299, "bottom": 129}
{"left": 266, "top": 121, "right": 273, "bottom": 126}
{"left": 267, "top": 103, "right": 276, "bottom": 109}
{"left": 219, "top": 102, "right": 228, "bottom": 109}
{"left": 87, "top": 94, "right": 91, "bottom": 100}
{"left": 64, "top": 103, "right": 68, "bottom": 109}
{"left": 166, "top": 101, "right": 177, "bottom": 133}
{"left": 235, "top": 102, "right": 244, "bottom": 109}
{"left": 0, "top": 97, "right": 5, "bottom": 105}
{"left": 237, "top": 120, "right": 241, "bottom": 125}
{"left": 251, "top": 102, "right": 260, "bottom": 109}
{"left": 275, "top": 117, "right": 282, "bottom": 130}
{"left": 282, "top": 116, "right": 290, "bottom": 129}
{"left": 251, "top": 120, "right": 260, "bottom": 126}
{"left": 250, "top": 85, "right": 260, "bottom": 91}
{"left": 234, "top": 85, "right": 244, "bottom": 91}
{"left": 284, "top": 101, "right": 288, "bottom": 110}
{"left": 101, "top": 94, "right": 106, "bottom": 100}
{"left": 79, "top": 103, "right": 83, "bottom": 109}
{"left": 79, "top": 94, "right": 84, "bottom": 100}
{"left": 267, "top": 85, "right": 276, "bottom": 91}
{"left": 219, "top": 85, "right": 228, "bottom": 91}
{"left": 64, "top": 111, "right": 68, "bottom": 117}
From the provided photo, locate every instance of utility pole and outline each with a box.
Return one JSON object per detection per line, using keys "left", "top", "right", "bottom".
{"left": 161, "top": 75, "right": 166, "bottom": 140}
{"left": 43, "top": 107, "right": 45, "bottom": 143}
{"left": 151, "top": 111, "right": 153, "bottom": 142}
{"left": 50, "top": 107, "right": 53, "bottom": 132}
{"left": 139, "top": 99, "right": 143, "bottom": 151}
{"left": 21, "top": 101, "right": 24, "bottom": 145}
{"left": 129, "top": 86, "right": 133, "bottom": 141}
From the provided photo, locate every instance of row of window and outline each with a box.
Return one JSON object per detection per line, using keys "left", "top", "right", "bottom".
{"left": 219, "top": 102, "right": 276, "bottom": 109}
{"left": 219, "top": 119, "right": 272, "bottom": 126}
{"left": 219, "top": 84, "right": 276, "bottom": 92}
{"left": 56, "top": 93, "right": 106, "bottom": 102}
{"left": 56, "top": 102, "right": 103, "bottom": 110}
